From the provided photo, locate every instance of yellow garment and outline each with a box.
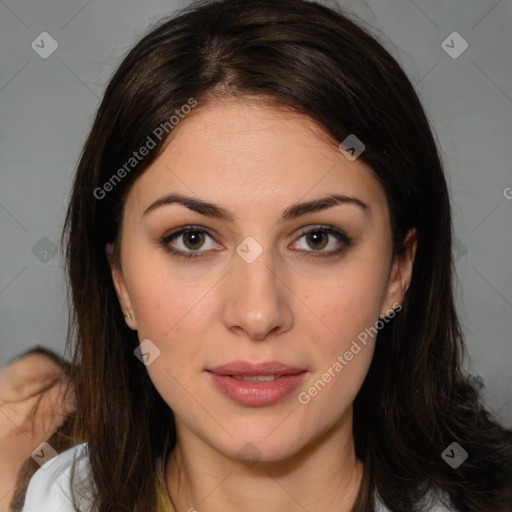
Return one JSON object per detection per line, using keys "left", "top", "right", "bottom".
{"left": 156, "top": 457, "right": 177, "bottom": 512}
{"left": 157, "top": 484, "right": 176, "bottom": 512}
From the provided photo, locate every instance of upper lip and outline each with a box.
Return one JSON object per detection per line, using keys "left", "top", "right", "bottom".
{"left": 206, "top": 361, "right": 307, "bottom": 376}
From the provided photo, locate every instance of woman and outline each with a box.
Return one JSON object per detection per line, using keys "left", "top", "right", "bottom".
{"left": 20, "top": 0, "right": 512, "bottom": 510}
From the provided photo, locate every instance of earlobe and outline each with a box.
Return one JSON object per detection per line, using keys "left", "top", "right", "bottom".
{"left": 105, "top": 243, "right": 137, "bottom": 330}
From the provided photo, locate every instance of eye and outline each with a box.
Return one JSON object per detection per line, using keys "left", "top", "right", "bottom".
{"left": 160, "top": 226, "right": 220, "bottom": 259}
{"left": 160, "top": 224, "right": 352, "bottom": 260}
{"left": 290, "top": 225, "right": 352, "bottom": 258}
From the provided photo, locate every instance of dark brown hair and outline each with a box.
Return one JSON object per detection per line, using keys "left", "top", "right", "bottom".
{"left": 61, "top": 0, "right": 512, "bottom": 511}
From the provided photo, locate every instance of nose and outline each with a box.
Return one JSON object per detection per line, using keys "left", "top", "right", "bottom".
{"left": 220, "top": 245, "right": 294, "bottom": 341}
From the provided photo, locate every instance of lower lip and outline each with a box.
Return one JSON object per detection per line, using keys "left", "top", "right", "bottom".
{"left": 206, "top": 371, "right": 308, "bottom": 407}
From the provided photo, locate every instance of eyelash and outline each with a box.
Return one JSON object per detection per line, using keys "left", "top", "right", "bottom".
{"left": 159, "top": 225, "right": 353, "bottom": 261}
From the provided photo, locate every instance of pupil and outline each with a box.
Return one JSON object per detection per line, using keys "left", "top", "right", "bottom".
{"left": 307, "top": 231, "right": 327, "bottom": 250}
{"left": 185, "top": 231, "right": 204, "bottom": 250}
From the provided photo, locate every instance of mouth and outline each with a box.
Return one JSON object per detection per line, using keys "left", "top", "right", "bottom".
{"left": 205, "top": 361, "right": 308, "bottom": 407}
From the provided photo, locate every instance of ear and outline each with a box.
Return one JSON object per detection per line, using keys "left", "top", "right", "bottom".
{"left": 380, "top": 228, "right": 417, "bottom": 317}
{"left": 105, "top": 243, "right": 137, "bottom": 330}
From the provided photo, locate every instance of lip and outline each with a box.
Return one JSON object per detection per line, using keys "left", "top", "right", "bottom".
{"left": 206, "top": 360, "right": 307, "bottom": 376}
{"left": 205, "top": 361, "right": 308, "bottom": 407}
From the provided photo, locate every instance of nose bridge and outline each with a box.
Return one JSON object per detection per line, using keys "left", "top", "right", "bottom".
{"left": 220, "top": 237, "right": 293, "bottom": 339}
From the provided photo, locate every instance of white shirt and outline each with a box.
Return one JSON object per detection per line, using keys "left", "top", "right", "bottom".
{"left": 22, "top": 443, "right": 454, "bottom": 511}
{"left": 22, "top": 443, "right": 94, "bottom": 512}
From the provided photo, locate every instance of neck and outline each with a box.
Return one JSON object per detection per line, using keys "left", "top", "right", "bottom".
{"left": 165, "top": 407, "right": 363, "bottom": 512}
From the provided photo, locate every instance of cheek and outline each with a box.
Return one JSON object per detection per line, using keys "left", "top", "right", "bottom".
{"left": 295, "top": 274, "right": 383, "bottom": 417}
{"left": 130, "top": 270, "right": 212, "bottom": 413}
{"left": 302, "top": 262, "right": 389, "bottom": 349}
{"left": 295, "top": 253, "right": 389, "bottom": 410}
{"left": 125, "top": 247, "right": 214, "bottom": 342}
{"left": 125, "top": 265, "right": 219, "bottom": 414}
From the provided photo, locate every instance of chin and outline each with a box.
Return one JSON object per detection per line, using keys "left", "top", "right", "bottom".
{"left": 210, "top": 426, "right": 309, "bottom": 466}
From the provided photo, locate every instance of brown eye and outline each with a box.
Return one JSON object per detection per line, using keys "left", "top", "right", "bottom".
{"left": 182, "top": 231, "right": 205, "bottom": 250}
{"left": 160, "top": 226, "right": 220, "bottom": 259}
{"left": 291, "top": 225, "right": 353, "bottom": 258}
{"left": 305, "top": 231, "right": 329, "bottom": 251}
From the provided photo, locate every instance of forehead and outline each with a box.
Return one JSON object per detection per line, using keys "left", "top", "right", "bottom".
{"left": 123, "top": 98, "right": 387, "bottom": 223}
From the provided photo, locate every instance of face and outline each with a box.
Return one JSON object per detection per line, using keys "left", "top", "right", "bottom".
{"left": 108, "top": 98, "right": 415, "bottom": 463}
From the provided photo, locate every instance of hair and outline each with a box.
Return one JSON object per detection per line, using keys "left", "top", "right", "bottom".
{"left": 6, "top": 346, "right": 76, "bottom": 512}
{"left": 59, "top": 0, "right": 512, "bottom": 511}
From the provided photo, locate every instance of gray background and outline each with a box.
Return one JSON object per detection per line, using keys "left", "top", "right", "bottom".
{"left": 1, "top": 0, "right": 511, "bottom": 426}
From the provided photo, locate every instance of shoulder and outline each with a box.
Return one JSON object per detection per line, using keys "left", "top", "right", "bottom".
{"left": 21, "top": 442, "right": 94, "bottom": 512}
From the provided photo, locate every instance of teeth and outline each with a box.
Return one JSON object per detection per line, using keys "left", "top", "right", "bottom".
{"left": 231, "top": 375, "right": 280, "bottom": 382}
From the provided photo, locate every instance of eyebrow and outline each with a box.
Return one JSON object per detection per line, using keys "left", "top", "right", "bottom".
{"left": 143, "top": 192, "right": 370, "bottom": 222}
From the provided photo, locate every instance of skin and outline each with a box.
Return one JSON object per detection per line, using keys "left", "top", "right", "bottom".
{"left": 108, "top": 98, "right": 417, "bottom": 512}
{"left": 0, "top": 354, "right": 72, "bottom": 511}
